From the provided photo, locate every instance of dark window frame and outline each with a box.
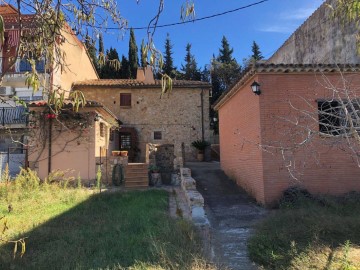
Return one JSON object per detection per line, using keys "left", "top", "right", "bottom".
{"left": 318, "top": 99, "right": 360, "bottom": 136}
{"left": 153, "top": 131, "right": 162, "bottom": 140}
{"left": 120, "top": 93, "right": 132, "bottom": 107}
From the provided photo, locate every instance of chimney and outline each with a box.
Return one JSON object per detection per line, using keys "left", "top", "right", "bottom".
{"left": 136, "top": 66, "right": 155, "bottom": 84}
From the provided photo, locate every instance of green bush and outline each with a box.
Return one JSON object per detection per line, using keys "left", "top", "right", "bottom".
{"left": 191, "top": 140, "right": 210, "bottom": 151}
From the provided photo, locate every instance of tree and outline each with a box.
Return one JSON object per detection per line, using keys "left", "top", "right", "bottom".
{"left": 140, "top": 39, "right": 147, "bottom": 68}
{"left": 218, "top": 36, "right": 234, "bottom": 64}
{"left": 162, "top": 34, "right": 177, "bottom": 78}
{"left": 180, "top": 43, "right": 201, "bottom": 80}
{"left": 99, "top": 47, "right": 121, "bottom": 79}
{"left": 251, "top": 41, "right": 264, "bottom": 61}
{"left": 211, "top": 37, "right": 241, "bottom": 101}
{"left": 128, "top": 28, "right": 138, "bottom": 79}
{"left": 84, "top": 31, "right": 98, "bottom": 70}
{"left": 120, "top": 55, "right": 131, "bottom": 79}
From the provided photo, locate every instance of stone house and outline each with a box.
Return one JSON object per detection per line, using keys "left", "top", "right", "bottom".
{"left": 73, "top": 68, "right": 211, "bottom": 164}
{"left": 0, "top": 4, "right": 98, "bottom": 176}
{"left": 214, "top": 64, "right": 360, "bottom": 206}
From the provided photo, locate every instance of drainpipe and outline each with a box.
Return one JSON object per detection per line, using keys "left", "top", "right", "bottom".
{"left": 200, "top": 89, "right": 205, "bottom": 141}
{"left": 48, "top": 117, "right": 52, "bottom": 174}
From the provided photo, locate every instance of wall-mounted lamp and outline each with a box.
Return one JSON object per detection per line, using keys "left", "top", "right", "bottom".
{"left": 251, "top": 81, "right": 261, "bottom": 95}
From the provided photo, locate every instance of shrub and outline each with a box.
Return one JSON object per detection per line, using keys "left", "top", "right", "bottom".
{"left": 279, "top": 186, "right": 312, "bottom": 208}
{"left": 191, "top": 140, "right": 210, "bottom": 151}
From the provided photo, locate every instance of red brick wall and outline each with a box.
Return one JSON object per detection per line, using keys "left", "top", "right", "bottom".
{"left": 219, "top": 76, "right": 265, "bottom": 203}
{"left": 259, "top": 73, "right": 360, "bottom": 205}
{"left": 219, "top": 72, "right": 360, "bottom": 206}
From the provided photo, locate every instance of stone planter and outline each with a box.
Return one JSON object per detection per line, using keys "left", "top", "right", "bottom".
{"left": 197, "top": 152, "right": 204, "bottom": 162}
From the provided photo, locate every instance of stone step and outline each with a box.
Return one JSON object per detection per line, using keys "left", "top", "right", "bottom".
{"left": 125, "top": 171, "right": 148, "bottom": 177}
{"left": 125, "top": 176, "right": 148, "bottom": 182}
{"left": 125, "top": 181, "right": 149, "bottom": 188}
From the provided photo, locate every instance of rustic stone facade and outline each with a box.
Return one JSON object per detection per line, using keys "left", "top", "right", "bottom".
{"left": 74, "top": 81, "right": 211, "bottom": 163}
{"left": 268, "top": 0, "right": 360, "bottom": 64}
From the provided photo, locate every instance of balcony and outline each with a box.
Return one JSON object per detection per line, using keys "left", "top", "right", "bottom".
{"left": 0, "top": 57, "right": 46, "bottom": 74}
{"left": 0, "top": 106, "right": 28, "bottom": 126}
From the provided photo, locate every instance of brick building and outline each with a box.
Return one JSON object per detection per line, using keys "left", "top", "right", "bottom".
{"left": 214, "top": 64, "right": 360, "bottom": 206}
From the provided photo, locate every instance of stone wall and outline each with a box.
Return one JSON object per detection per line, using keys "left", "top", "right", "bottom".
{"left": 95, "top": 155, "right": 128, "bottom": 185}
{"left": 268, "top": 0, "right": 360, "bottom": 64}
{"left": 78, "top": 86, "right": 211, "bottom": 163}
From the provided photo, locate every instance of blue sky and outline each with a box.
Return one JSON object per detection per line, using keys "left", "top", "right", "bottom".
{"left": 100, "top": 0, "right": 324, "bottom": 68}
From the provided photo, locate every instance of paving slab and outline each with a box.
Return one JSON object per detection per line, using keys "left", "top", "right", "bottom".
{"left": 187, "top": 161, "right": 268, "bottom": 270}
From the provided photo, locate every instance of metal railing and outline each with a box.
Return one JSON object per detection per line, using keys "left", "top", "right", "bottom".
{"left": 0, "top": 106, "right": 28, "bottom": 126}
{"left": 0, "top": 57, "right": 46, "bottom": 73}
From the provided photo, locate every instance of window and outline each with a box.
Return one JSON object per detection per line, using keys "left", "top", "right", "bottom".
{"left": 120, "top": 93, "right": 131, "bottom": 107}
{"left": 100, "top": 123, "right": 105, "bottom": 137}
{"left": 153, "top": 131, "right": 162, "bottom": 140}
{"left": 120, "top": 133, "right": 131, "bottom": 149}
{"left": 318, "top": 100, "right": 360, "bottom": 136}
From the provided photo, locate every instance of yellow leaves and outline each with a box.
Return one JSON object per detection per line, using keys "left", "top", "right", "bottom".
{"left": 0, "top": 15, "right": 5, "bottom": 45}
{"left": 160, "top": 74, "right": 173, "bottom": 98}
{"left": 70, "top": 90, "right": 86, "bottom": 112}
{"left": 108, "top": 59, "right": 121, "bottom": 71}
{"left": 180, "top": 0, "right": 196, "bottom": 21}
{"left": 25, "top": 60, "right": 41, "bottom": 93}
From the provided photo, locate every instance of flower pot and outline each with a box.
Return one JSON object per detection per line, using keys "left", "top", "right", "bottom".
{"left": 120, "top": 151, "right": 128, "bottom": 157}
{"left": 197, "top": 153, "right": 204, "bottom": 162}
{"left": 112, "top": 151, "right": 121, "bottom": 156}
{"left": 151, "top": 172, "right": 161, "bottom": 186}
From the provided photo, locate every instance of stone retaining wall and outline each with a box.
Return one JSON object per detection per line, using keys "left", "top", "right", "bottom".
{"left": 180, "top": 167, "right": 208, "bottom": 226}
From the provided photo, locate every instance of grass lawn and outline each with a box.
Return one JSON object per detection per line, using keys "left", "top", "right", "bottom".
{"left": 248, "top": 192, "right": 360, "bottom": 270}
{"left": 0, "top": 169, "right": 212, "bottom": 270}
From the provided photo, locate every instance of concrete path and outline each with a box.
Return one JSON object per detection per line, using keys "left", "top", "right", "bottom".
{"left": 187, "top": 162, "right": 268, "bottom": 270}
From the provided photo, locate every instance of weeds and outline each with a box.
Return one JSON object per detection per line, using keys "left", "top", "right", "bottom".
{"left": 248, "top": 191, "right": 360, "bottom": 270}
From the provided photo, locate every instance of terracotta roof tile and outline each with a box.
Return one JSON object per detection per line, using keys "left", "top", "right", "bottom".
{"left": 213, "top": 63, "right": 360, "bottom": 110}
{"left": 73, "top": 79, "right": 211, "bottom": 88}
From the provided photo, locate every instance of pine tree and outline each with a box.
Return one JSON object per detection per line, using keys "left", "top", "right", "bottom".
{"left": 180, "top": 43, "right": 201, "bottom": 80}
{"left": 218, "top": 36, "right": 234, "bottom": 64}
{"left": 140, "top": 39, "right": 147, "bottom": 68}
{"left": 128, "top": 28, "right": 138, "bottom": 79}
{"left": 251, "top": 41, "right": 264, "bottom": 61}
{"left": 162, "top": 33, "right": 176, "bottom": 78}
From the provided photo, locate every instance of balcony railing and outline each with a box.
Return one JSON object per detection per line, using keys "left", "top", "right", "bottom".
{"left": 0, "top": 57, "right": 45, "bottom": 74}
{"left": 0, "top": 106, "right": 28, "bottom": 126}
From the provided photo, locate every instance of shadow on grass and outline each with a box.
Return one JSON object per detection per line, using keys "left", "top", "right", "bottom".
{"left": 0, "top": 190, "right": 202, "bottom": 270}
{"left": 248, "top": 193, "right": 360, "bottom": 270}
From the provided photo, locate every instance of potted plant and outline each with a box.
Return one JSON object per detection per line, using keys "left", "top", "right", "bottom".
{"left": 191, "top": 140, "right": 210, "bottom": 161}
{"left": 120, "top": 150, "right": 128, "bottom": 157}
{"left": 111, "top": 150, "right": 121, "bottom": 156}
{"left": 148, "top": 165, "right": 161, "bottom": 186}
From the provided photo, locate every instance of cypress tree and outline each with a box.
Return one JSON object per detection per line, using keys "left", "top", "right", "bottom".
{"left": 84, "top": 31, "right": 97, "bottom": 68}
{"left": 120, "top": 55, "right": 131, "bottom": 79}
{"left": 180, "top": 43, "right": 201, "bottom": 80}
{"left": 128, "top": 28, "right": 138, "bottom": 79}
{"left": 98, "top": 33, "right": 104, "bottom": 55}
{"left": 162, "top": 33, "right": 176, "bottom": 78}
{"left": 140, "top": 39, "right": 147, "bottom": 68}
{"left": 251, "top": 41, "right": 264, "bottom": 61}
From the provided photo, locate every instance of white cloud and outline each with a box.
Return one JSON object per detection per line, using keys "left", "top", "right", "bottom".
{"left": 259, "top": 25, "right": 293, "bottom": 34}
{"left": 280, "top": 7, "right": 316, "bottom": 20}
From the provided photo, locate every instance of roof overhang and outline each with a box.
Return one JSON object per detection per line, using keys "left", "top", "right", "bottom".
{"left": 213, "top": 63, "right": 360, "bottom": 111}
